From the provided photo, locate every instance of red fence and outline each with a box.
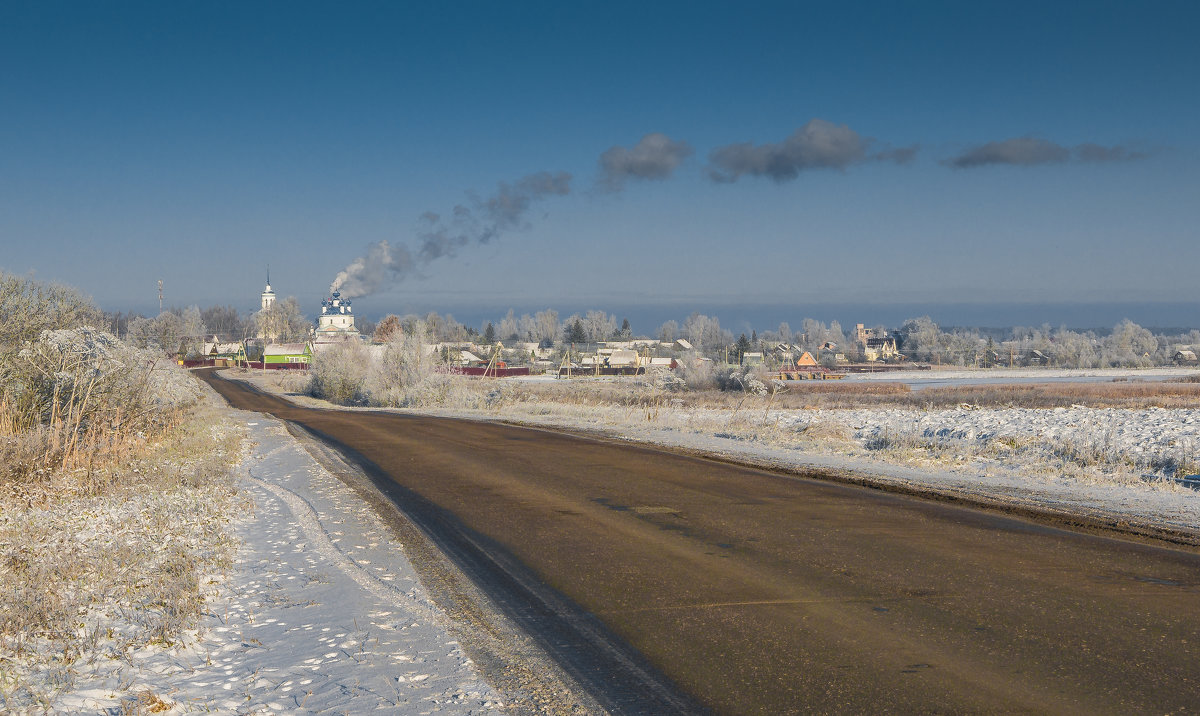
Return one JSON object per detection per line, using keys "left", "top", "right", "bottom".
{"left": 448, "top": 365, "right": 531, "bottom": 378}
{"left": 179, "top": 359, "right": 308, "bottom": 371}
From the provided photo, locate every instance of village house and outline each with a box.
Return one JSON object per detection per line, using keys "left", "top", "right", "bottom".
{"left": 863, "top": 336, "right": 901, "bottom": 362}
{"left": 263, "top": 342, "right": 314, "bottom": 368}
{"left": 855, "top": 323, "right": 902, "bottom": 362}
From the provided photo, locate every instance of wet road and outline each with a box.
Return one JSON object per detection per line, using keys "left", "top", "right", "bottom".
{"left": 200, "top": 370, "right": 1200, "bottom": 714}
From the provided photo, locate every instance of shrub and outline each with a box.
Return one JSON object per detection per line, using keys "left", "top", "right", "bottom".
{"left": 674, "top": 357, "right": 716, "bottom": 390}
{"left": 0, "top": 327, "right": 199, "bottom": 497}
{"left": 308, "top": 340, "right": 371, "bottom": 405}
{"left": 715, "top": 366, "right": 768, "bottom": 394}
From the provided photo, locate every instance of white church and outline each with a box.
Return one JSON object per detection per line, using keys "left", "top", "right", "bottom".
{"left": 314, "top": 290, "right": 360, "bottom": 341}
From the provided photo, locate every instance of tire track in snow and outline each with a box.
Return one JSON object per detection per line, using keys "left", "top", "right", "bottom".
{"left": 245, "top": 468, "right": 444, "bottom": 624}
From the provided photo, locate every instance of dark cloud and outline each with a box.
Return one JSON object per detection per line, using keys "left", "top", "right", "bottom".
{"left": 331, "top": 171, "right": 572, "bottom": 298}
{"left": 1075, "top": 143, "right": 1146, "bottom": 163}
{"left": 598, "top": 133, "right": 693, "bottom": 190}
{"left": 944, "top": 137, "right": 1070, "bottom": 168}
{"left": 944, "top": 137, "right": 1147, "bottom": 169}
{"left": 708, "top": 119, "right": 909, "bottom": 183}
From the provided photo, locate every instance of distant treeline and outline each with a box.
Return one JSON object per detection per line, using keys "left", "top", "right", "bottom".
{"left": 84, "top": 296, "right": 1200, "bottom": 369}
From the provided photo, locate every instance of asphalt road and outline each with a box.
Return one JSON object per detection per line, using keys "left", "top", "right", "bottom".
{"left": 200, "top": 370, "right": 1200, "bottom": 714}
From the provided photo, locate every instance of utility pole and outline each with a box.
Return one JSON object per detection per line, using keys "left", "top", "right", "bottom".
{"left": 157, "top": 280, "right": 164, "bottom": 313}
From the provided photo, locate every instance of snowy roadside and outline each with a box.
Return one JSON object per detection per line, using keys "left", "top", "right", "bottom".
{"left": 41, "top": 413, "right": 519, "bottom": 714}
{"left": 234, "top": 370, "right": 1200, "bottom": 542}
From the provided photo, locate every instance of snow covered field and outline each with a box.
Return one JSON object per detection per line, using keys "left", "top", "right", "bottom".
{"left": 839, "top": 366, "right": 1197, "bottom": 390}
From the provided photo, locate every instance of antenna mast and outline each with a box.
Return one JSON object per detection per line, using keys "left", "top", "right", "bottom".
{"left": 158, "top": 279, "right": 163, "bottom": 313}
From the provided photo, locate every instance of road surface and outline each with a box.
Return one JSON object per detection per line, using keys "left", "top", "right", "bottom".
{"left": 200, "top": 369, "right": 1200, "bottom": 714}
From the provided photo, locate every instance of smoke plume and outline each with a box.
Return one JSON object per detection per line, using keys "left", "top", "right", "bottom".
{"left": 329, "top": 240, "right": 415, "bottom": 298}
{"left": 943, "top": 137, "right": 1146, "bottom": 168}
{"left": 708, "top": 119, "right": 912, "bottom": 183}
{"left": 330, "top": 171, "right": 571, "bottom": 299}
{"left": 598, "top": 133, "right": 693, "bottom": 190}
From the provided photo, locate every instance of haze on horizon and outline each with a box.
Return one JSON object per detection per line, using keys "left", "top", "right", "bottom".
{"left": 1, "top": 1, "right": 1196, "bottom": 324}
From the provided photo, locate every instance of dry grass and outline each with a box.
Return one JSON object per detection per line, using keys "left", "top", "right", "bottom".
{"left": 902, "top": 382, "right": 1200, "bottom": 410}
{"left": 502, "top": 377, "right": 1200, "bottom": 411}
{"left": 0, "top": 391, "right": 248, "bottom": 711}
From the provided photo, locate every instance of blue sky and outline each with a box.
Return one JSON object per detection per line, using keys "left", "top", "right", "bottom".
{"left": 1, "top": 1, "right": 1197, "bottom": 327}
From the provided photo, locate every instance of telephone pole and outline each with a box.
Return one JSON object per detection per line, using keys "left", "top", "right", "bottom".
{"left": 158, "top": 280, "right": 163, "bottom": 313}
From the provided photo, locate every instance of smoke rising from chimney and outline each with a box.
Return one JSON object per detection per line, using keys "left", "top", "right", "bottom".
{"left": 330, "top": 171, "right": 572, "bottom": 299}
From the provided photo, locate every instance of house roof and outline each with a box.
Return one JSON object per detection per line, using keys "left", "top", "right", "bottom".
{"left": 263, "top": 343, "right": 312, "bottom": 356}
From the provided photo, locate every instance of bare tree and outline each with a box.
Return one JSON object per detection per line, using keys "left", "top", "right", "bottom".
{"left": 200, "top": 305, "right": 244, "bottom": 339}
{"left": 374, "top": 314, "right": 403, "bottom": 342}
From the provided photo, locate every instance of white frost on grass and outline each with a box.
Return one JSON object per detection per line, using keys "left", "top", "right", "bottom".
{"left": 58, "top": 417, "right": 504, "bottom": 715}
{"left": 842, "top": 366, "right": 1197, "bottom": 382}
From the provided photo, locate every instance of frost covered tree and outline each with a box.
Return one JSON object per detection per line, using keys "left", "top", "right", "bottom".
{"left": 682, "top": 313, "right": 731, "bottom": 352}
{"left": 180, "top": 305, "right": 205, "bottom": 337}
{"left": 657, "top": 320, "right": 678, "bottom": 343}
{"left": 1053, "top": 328, "right": 1101, "bottom": 368}
{"left": 126, "top": 312, "right": 184, "bottom": 353}
{"left": 439, "top": 314, "right": 469, "bottom": 342}
{"left": 583, "top": 310, "right": 617, "bottom": 343}
{"left": 900, "top": 316, "right": 945, "bottom": 362}
{"left": 483, "top": 322, "right": 496, "bottom": 344}
{"left": 0, "top": 272, "right": 102, "bottom": 351}
{"left": 177, "top": 306, "right": 207, "bottom": 358}
{"left": 517, "top": 313, "right": 538, "bottom": 342}
{"left": 1101, "top": 319, "right": 1157, "bottom": 367}
{"left": 254, "top": 296, "right": 309, "bottom": 343}
{"left": 497, "top": 309, "right": 518, "bottom": 341}
{"left": 534, "top": 309, "right": 559, "bottom": 345}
